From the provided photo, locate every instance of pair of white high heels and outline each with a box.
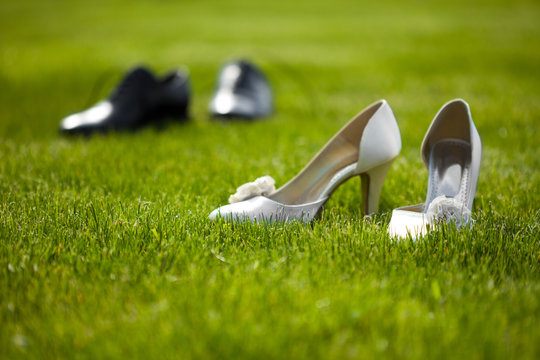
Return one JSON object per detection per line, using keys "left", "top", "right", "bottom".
{"left": 209, "top": 99, "right": 481, "bottom": 239}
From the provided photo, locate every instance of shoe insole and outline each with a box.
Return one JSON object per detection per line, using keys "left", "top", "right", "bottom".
{"left": 425, "top": 139, "right": 471, "bottom": 210}
{"left": 268, "top": 102, "right": 382, "bottom": 206}
{"left": 270, "top": 136, "right": 359, "bottom": 205}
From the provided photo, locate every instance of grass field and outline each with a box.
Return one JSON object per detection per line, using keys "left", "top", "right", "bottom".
{"left": 1, "top": 0, "right": 539, "bottom": 358}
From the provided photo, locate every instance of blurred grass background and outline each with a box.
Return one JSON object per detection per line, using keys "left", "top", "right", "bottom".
{"left": 0, "top": 0, "right": 539, "bottom": 358}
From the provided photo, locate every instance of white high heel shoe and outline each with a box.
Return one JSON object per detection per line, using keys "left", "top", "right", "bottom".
{"left": 388, "top": 99, "right": 482, "bottom": 239}
{"left": 209, "top": 100, "right": 402, "bottom": 223}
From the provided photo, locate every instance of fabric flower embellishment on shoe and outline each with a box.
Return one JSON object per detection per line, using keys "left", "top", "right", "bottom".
{"left": 388, "top": 196, "right": 473, "bottom": 239}
{"left": 425, "top": 196, "right": 472, "bottom": 228}
{"left": 228, "top": 175, "right": 276, "bottom": 204}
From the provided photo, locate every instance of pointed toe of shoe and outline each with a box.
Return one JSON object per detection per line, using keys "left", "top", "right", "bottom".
{"left": 208, "top": 197, "right": 274, "bottom": 222}
{"left": 208, "top": 202, "right": 244, "bottom": 221}
{"left": 209, "top": 196, "right": 328, "bottom": 224}
{"left": 387, "top": 204, "right": 428, "bottom": 240}
{"left": 208, "top": 207, "right": 225, "bottom": 221}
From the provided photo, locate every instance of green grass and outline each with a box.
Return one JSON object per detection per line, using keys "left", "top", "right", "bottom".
{"left": 1, "top": 0, "right": 539, "bottom": 358}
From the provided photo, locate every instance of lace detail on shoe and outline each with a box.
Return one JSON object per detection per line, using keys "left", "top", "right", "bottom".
{"left": 229, "top": 176, "right": 276, "bottom": 204}
{"left": 425, "top": 195, "right": 471, "bottom": 227}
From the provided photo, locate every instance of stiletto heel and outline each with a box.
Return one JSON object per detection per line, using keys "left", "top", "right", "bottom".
{"left": 361, "top": 160, "right": 393, "bottom": 215}
{"left": 209, "top": 99, "right": 402, "bottom": 223}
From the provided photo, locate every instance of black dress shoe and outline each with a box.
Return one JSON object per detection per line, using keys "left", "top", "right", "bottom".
{"left": 60, "top": 66, "right": 190, "bottom": 135}
{"left": 209, "top": 59, "right": 273, "bottom": 119}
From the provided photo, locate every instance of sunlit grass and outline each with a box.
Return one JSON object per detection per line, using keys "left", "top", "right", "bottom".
{"left": 0, "top": 0, "right": 539, "bottom": 358}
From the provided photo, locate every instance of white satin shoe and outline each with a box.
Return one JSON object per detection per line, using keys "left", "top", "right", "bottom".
{"left": 209, "top": 100, "right": 402, "bottom": 223}
{"left": 388, "top": 99, "right": 482, "bottom": 239}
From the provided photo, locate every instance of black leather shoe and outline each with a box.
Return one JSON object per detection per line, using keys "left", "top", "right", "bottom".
{"left": 209, "top": 59, "right": 273, "bottom": 119}
{"left": 60, "top": 66, "right": 190, "bottom": 135}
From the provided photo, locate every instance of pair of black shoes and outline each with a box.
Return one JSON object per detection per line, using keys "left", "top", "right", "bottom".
{"left": 60, "top": 60, "right": 273, "bottom": 135}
